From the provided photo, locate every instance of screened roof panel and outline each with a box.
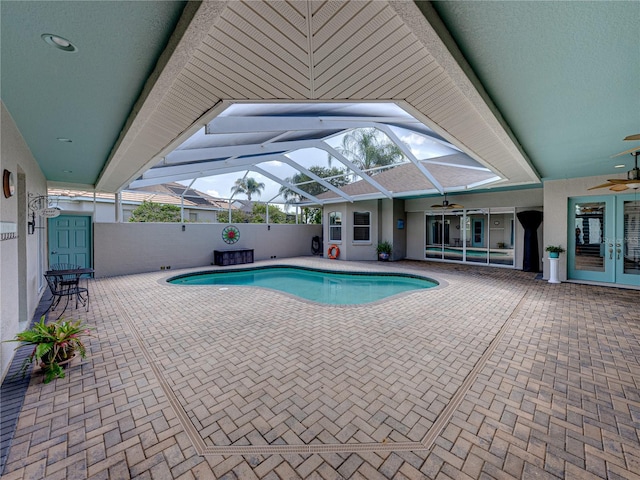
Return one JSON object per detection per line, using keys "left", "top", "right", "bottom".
{"left": 129, "top": 101, "right": 503, "bottom": 202}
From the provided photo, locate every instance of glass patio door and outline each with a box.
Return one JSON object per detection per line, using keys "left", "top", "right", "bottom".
{"left": 568, "top": 195, "right": 640, "bottom": 286}
{"left": 616, "top": 195, "right": 640, "bottom": 285}
{"left": 568, "top": 197, "right": 614, "bottom": 282}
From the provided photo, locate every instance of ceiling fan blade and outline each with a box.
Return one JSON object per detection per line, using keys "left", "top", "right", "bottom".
{"left": 606, "top": 178, "right": 635, "bottom": 184}
{"left": 588, "top": 182, "right": 615, "bottom": 190}
{"left": 610, "top": 184, "right": 629, "bottom": 192}
{"left": 429, "top": 203, "right": 465, "bottom": 209}
{"left": 612, "top": 145, "right": 640, "bottom": 157}
{"left": 624, "top": 134, "right": 640, "bottom": 141}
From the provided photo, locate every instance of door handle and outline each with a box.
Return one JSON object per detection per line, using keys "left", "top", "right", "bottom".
{"left": 609, "top": 248, "right": 613, "bottom": 259}
{"left": 617, "top": 248, "right": 621, "bottom": 260}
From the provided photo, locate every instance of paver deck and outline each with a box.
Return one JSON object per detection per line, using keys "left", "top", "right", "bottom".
{"left": 1, "top": 258, "right": 639, "bottom": 479}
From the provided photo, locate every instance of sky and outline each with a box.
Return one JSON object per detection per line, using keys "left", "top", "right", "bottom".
{"left": 178, "top": 127, "right": 460, "bottom": 208}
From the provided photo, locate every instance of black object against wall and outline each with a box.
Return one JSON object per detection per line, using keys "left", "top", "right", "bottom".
{"left": 311, "top": 236, "right": 322, "bottom": 255}
{"left": 517, "top": 210, "right": 543, "bottom": 272}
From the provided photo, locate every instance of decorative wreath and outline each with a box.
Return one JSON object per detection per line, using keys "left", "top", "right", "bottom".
{"left": 222, "top": 225, "right": 240, "bottom": 244}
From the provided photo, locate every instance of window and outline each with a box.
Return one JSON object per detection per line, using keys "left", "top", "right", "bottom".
{"left": 329, "top": 211, "right": 342, "bottom": 242}
{"left": 353, "top": 211, "right": 370, "bottom": 242}
{"left": 189, "top": 212, "right": 198, "bottom": 222}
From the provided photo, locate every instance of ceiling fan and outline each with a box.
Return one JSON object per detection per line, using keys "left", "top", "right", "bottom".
{"left": 589, "top": 135, "right": 640, "bottom": 192}
{"left": 431, "top": 193, "right": 463, "bottom": 209}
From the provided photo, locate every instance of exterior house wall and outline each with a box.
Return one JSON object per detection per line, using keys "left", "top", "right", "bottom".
{"left": 93, "top": 223, "right": 322, "bottom": 277}
{"left": 405, "top": 188, "right": 544, "bottom": 270}
{"left": 378, "top": 198, "right": 406, "bottom": 261}
{"left": 323, "top": 200, "right": 379, "bottom": 261}
{"left": 1, "top": 102, "right": 48, "bottom": 381}
{"left": 542, "top": 175, "right": 627, "bottom": 282}
{"left": 392, "top": 199, "right": 407, "bottom": 260}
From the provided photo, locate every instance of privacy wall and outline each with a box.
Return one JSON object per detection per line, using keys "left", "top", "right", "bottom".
{"left": 94, "top": 222, "right": 322, "bottom": 277}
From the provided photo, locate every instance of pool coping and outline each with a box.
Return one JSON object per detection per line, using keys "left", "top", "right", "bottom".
{"left": 158, "top": 262, "right": 448, "bottom": 308}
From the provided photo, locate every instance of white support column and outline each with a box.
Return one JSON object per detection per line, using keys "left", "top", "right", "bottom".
{"left": 115, "top": 192, "right": 123, "bottom": 222}
{"left": 548, "top": 256, "right": 561, "bottom": 283}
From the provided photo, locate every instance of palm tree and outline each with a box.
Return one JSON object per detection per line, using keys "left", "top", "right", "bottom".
{"left": 230, "top": 177, "right": 265, "bottom": 201}
{"left": 335, "top": 128, "right": 404, "bottom": 173}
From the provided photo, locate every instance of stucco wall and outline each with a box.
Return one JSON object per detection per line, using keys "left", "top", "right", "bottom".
{"left": 543, "top": 175, "right": 626, "bottom": 281}
{"left": 323, "top": 200, "right": 380, "bottom": 261}
{"left": 1, "top": 102, "right": 48, "bottom": 380}
{"left": 94, "top": 222, "right": 322, "bottom": 277}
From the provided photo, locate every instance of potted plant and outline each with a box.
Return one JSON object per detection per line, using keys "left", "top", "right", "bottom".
{"left": 376, "top": 240, "right": 393, "bottom": 261}
{"left": 6, "top": 316, "right": 91, "bottom": 383}
{"left": 545, "top": 245, "right": 566, "bottom": 258}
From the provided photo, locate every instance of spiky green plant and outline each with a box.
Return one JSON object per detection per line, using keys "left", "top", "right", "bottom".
{"left": 7, "top": 316, "right": 91, "bottom": 383}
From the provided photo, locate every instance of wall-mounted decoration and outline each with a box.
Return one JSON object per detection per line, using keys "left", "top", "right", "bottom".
{"left": 222, "top": 225, "right": 240, "bottom": 244}
{"left": 397, "top": 219, "right": 404, "bottom": 229}
{"left": 3, "top": 169, "right": 15, "bottom": 198}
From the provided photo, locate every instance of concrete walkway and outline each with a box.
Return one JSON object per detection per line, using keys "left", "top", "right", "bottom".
{"left": 2, "top": 258, "right": 639, "bottom": 479}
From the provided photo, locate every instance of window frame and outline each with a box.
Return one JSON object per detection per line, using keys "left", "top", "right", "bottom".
{"left": 329, "top": 211, "right": 342, "bottom": 243}
{"left": 352, "top": 211, "right": 371, "bottom": 243}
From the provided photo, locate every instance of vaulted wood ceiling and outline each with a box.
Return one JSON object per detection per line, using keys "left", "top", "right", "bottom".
{"left": 97, "top": 1, "right": 538, "bottom": 193}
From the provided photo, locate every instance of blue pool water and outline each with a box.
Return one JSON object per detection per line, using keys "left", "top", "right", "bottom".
{"left": 168, "top": 266, "right": 438, "bottom": 305}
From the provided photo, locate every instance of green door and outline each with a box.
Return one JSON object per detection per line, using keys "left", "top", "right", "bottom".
{"left": 48, "top": 215, "right": 92, "bottom": 268}
{"left": 472, "top": 218, "right": 484, "bottom": 247}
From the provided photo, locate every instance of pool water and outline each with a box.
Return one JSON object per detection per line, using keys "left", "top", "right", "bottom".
{"left": 168, "top": 266, "right": 438, "bottom": 305}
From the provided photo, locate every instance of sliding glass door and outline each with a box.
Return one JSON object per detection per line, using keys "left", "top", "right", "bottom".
{"left": 425, "top": 208, "right": 515, "bottom": 267}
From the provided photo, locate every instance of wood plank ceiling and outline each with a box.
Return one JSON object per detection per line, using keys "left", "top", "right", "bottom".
{"left": 97, "top": 0, "right": 539, "bottom": 193}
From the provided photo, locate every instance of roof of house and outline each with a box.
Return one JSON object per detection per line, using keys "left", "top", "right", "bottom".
{"left": 48, "top": 183, "right": 230, "bottom": 210}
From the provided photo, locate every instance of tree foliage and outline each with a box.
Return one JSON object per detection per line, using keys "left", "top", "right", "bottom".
{"left": 336, "top": 128, "right": 404, "bottom": 172}
{"left": 279, "top": 166, "right": 348, "bottom": 204}
{"left": 250, "top": 203, "right": 288, "bottom": 223}
{"left": 218, "top": 203, "right": 292, "bottom": 224}
{"left": 129, "top": 200, "right": 182, "bottom": 222}
{"left": 279, "top": 165, "right": 349, "bottom": 224}
{"left": 230, "top": 177, "right": 265, "bottom": 201}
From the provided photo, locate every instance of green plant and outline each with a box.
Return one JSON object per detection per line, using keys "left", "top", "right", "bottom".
{"left": 545, "top": 245, "right": 566, "bottom": 253}
{"left": 376, "top": 240, "right": 393, "bottom": 255}
{"left": 129, "top": 200, "right": 181, "bottom": 222}
{"left": 7, "top": 316, "right": 91, "bottom": 383}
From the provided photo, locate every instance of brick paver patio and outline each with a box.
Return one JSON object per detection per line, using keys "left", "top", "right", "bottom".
{"left": 1, "top": 258, "right": 638, "bottom": 479}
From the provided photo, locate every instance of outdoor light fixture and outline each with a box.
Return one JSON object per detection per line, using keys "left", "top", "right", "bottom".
{"left": 28, "top": 211, "right": 36, "bottom": 235}
{"left": 41, "top": 34, "right": 78, "bottom": 53}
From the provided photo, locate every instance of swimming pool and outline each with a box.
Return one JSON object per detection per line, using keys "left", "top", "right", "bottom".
{"left": 167, "top": 266, "right": 438, "bottom": 305}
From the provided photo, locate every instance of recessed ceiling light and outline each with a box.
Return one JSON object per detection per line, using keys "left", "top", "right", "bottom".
{"left": 57, "top": 137, "right": 72, "bottom": 143}
{"left": 41, "top": 34, "right": 77, "bottom": 53}
{"left": 614, "top": 164, "right": 626, "bottom": 168}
